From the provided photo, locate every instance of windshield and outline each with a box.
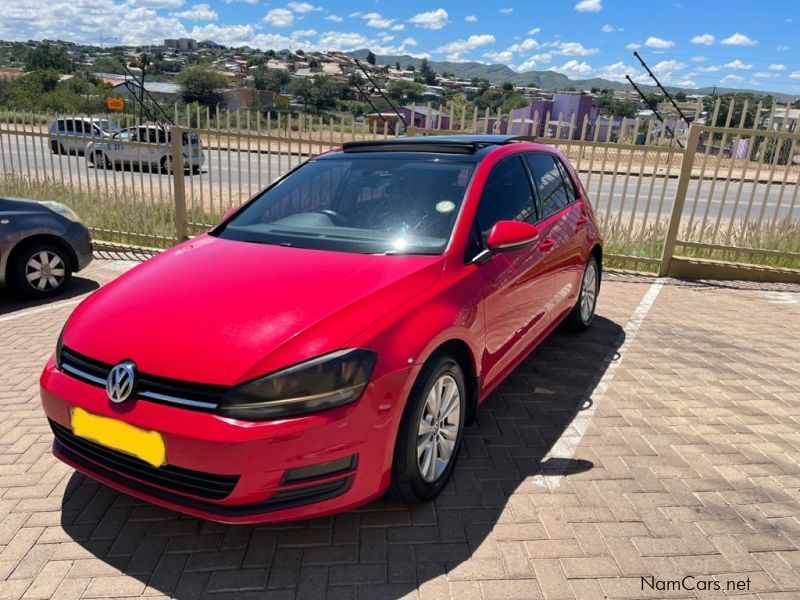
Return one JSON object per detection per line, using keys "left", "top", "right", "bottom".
{"left": 97, "top": 120, "right": 120, "bottom": 133}
{"left": 216, "top": 157, "right": 475, "bottom": 255}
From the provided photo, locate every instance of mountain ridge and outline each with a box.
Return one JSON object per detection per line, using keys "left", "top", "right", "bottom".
{"left": 346, "top": 50, "right": 800, "bottom": 102}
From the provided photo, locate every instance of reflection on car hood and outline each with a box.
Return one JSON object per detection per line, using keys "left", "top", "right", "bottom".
{"left": 63, "top": 234, "right": 444, "bottom": 385}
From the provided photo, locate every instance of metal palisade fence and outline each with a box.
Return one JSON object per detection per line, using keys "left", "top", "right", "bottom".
{"left": 0, "top": 98, "right": 798, "bottom": 280}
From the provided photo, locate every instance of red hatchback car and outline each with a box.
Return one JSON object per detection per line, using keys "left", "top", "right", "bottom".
{"left": 40, "top": 135, "right": 602, "bottom": 523}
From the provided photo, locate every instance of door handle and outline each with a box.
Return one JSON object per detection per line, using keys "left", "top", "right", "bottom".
{"left": 539, "top": 238, "right": 555, "bottom": 251}
{"left": 576, "top": 216, "right": 588, "bottom": 226}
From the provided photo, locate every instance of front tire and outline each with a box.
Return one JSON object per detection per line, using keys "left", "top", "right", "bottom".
{"left": 387, "top": 355, "right": 466, "bottom": 503}
{"left": 9, "top": 243, "right": 73, "bottom": 299}
{"left": 161, "top": 155, "right": 174, "bottom": 174}
{"left": 564, "top": 255, "right": 600, "bottom": 331}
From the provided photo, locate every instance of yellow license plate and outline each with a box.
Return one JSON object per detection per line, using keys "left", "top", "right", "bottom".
{"left": 70, "top": 407, "right": 166, "bottom": 468}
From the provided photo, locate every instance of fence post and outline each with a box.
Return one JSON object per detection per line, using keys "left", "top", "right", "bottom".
{"left": 658, "top": 125, "right": 701, "bottom": 277}
{"left": 170, "top": 125, "right": 188, "bottom": 242}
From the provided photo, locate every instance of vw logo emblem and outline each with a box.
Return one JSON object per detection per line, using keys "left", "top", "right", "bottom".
{"left": 106, "top": 361, "right": 136, "bottom": 403}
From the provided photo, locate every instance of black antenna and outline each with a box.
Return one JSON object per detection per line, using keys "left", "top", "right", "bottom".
{"left": 626, "top": 75, "right": 683, "bottom": 149}
{"left": 355, "top": 59, "right": 407, "bottom": 130}
{"left": 633, "top": 51, "right": 690, "bottom": 126}
{"left": 122, "top": 63, "right": 175, "bottom": 126}
{"left": 348, "top": 71, "right": 392, "bottom": 133}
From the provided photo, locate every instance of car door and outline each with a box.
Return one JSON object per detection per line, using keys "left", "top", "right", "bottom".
{"left": 524, "top": 152, "right": 582, "bottom": 317}
{"left": 471, "top": 155, "right": 555, "bottom": 392}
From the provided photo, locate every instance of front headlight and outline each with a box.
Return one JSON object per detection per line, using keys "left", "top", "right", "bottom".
{"left": 219, "top": 349, "right": 377, "bottom": 420}
{"left": 42, "top": 201, "right": 82, "bottom": 223}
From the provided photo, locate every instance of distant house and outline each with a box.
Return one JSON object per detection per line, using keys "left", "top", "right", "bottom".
{"left": 164, "top": 38, "right": 197, "bottom": 52}
{"left": 223, "top": 88, "right": 290, "bottom": 111}
{"left": 509, "top": 93, "right": 597, "bottom": 138}
{"left": 0, "top": 70, "right": 26, "bottom": 82}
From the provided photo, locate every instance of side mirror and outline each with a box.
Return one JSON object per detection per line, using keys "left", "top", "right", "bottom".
{"left": 485, "top": 220, "right": 539, "bottom": 252}
{"left": 221, "top": 206, "right": 238, "bottom": 222}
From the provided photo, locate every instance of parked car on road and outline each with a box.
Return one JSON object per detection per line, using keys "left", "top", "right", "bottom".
{"left": 0, "top": 197, "right": 93, "bottom": 298}
{"left": 48, "top": 118, "right": 120, "bottom": 156}
{"left": 86, "top": 125, "right": 205, "bottom": 173}
{"left": 41, "top": 135, "right": 601, "bottom": 523}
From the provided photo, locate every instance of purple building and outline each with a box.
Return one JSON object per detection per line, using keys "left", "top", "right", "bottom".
{"left": 509, "top": 94, "right": 598, "bottom": 139}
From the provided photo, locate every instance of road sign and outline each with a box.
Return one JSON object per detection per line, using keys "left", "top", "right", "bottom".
{"left": 107, "top": 97, "right": 124, "bottom": 111}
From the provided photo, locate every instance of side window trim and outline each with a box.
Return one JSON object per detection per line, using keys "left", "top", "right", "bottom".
{"left": 525, "top": 152, "right": 579, "bottom": 223}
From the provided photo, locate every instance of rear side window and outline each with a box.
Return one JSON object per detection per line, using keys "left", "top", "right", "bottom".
{"left": 65, "top": 120, "right": 75, "bottom": 133}
{"left": 73, "top": 121, "right": 85, "bottom": 133}
{"left": 475, "top": 156, "right": 536, "bottom": 238}
{"left": 525, "top": 153, "right": 572, "bottom": 219}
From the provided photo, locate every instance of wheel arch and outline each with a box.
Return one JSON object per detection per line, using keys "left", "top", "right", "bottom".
{"left": 418, "top": 337, "right": 480, "bottom": 426}
{"left": 590, "top": 243, "right": 603, "bottom": 280}
{"left": 6, "top": 234, "right": 79, "bottom": 281}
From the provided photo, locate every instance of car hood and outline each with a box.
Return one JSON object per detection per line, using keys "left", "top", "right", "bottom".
{"left": 63, "top": 234, "right": 444, "bottom": 385}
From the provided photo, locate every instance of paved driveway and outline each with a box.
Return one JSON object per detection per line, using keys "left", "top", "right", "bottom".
{"left": 1, "top": 259, "right": 799, "bottom": 600}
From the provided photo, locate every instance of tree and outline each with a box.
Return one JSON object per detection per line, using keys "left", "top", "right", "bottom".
{"left": 254, "top": 67, "right": 290, "bottom": 91}
{"left": 595, "top": 95, "right": 639, "bottom": 119}
{"left": 92, "top": 56, "right": 126, "bottom": 74}
{"left": 387, "top": 79, "right": 424, "bottom": 104}
{"left": 366, "top": 50, "right": 376, "bottom": 65}
{"left": 419, "top": 58, "right": 437, "bottom": 85}
{"left": 24, "top": 46, "right": 74, "bottom": 73}
{"left": 177, "top": 66, "right": 225, "bottom": 107}
{"left": 395, "top": 61, "right": 401, "bottom": 70}
{"left": 674, "top": 91, "right": 687, "bottom": 102}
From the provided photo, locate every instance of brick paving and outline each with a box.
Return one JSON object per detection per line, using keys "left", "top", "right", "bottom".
{"left": 1, "top": 259, "right": 800, "bottom": 599}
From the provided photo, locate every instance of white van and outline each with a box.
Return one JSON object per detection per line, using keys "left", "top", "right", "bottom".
{"left": 48, "top": 118, "right": 120, "bottom": 155}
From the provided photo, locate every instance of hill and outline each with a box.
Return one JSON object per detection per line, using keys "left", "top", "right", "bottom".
{"left": 347, "top": 50, "right": 800, "bottom": 102}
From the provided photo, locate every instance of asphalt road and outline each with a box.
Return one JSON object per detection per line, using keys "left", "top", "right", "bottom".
{"left": 1, "top": 133, "right": 798, "bottom": 224}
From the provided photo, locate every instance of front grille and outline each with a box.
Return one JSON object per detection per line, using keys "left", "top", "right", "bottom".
{"left": 50, "top": 419, "right": 239, "bottom": 500}
{"left": 60, "top": 347, "right": 226, "bottom": 411}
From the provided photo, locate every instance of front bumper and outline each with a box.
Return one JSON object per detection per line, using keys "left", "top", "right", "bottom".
{"left": 40, "top": 358, "right": 415, "bottom": 523}
{"left": 66, "top": 222, "right": 93, "bottom": 272}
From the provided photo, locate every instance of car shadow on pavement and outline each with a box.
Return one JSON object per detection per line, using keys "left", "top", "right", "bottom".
{"left": 59, "top": 315, "right": 624, "bottom": 599}
{"left": 0, "top": 276, "right": 99, "bottom": 317}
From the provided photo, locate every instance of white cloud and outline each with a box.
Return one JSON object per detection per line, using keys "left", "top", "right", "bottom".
{"left": 548, "top": 41, "right": 598, "bottom": 56}
{"left": 483, "top": 50, "right": 514, "bottom": 64}
{"left": 574, "top": 0, "right": 602, "bottom": 13}
{"left": 264, "top": 8, "right": 294, "bottom": 27}
{"left": 528, "top": 27, "right": 541, "bottom": 35}
{"left": 691, "top": 56, "right": 706, "bottom": 62}
{"left": 720, "top": 74, "right": 744, "bottom": 83}
{"left": 644, "top": 36, "right": 675, "bottom": 49}
{"left": 291, "top": 29, "right": 316, "bottom": 38}
{"left": 776, "top": 44, "right": 790, "bottom": 52}
{"left": 171, "top": 3, "right": 217, "bottom": 20}
{"left": 515, "top": 53, "right": 555, "bottom": 71}
{"left": 408, "top": 8, "right": 449, "bottom": 30}
{"left": 223, "top": 0, "right": 257, "bottom": 4}
{"left": 465, "top": 15, "right": 477, "bottom": 22}
{"left": 768, "top": 64, "right": 786, "bottom": 71}
{"left": 436, "top": 34, "right": 495, "bottom": 60}
{"left": 499, "top": 8, "right": 513, "bottom": 13}
{"left": 127, "top": 0, "right": 184, "bottom": 7}
{"left": 790, "top": 71, "right": 800, "bottom": 79}
{"left": 754, "top": 72, "right": 779, "bottom": 79}
{"left": 550, "top": 59, "right": 592, "bottom": 76}
{"left": 325, "top": 14, "right": 343, "bottom": 22}
{"left": 725, "top": 59, "right": 753, "bottom": 70}
{"left": 359, "top": 12, "right": 397, "bottom": 29}
{"left": 696, "top": 65, "right": 720, "bottom": 72}
{"left": 315, "top": 30, "right": 369, "bottom": 50}
{"left": 287, "top": 2, "right": 320, "bottom": 13}
{"left": 601, "top": 24, "right": 622, "bottom": 33}
{"left": 508, "top": 38, "right": 539, "bottom": 52}
{"left": 720, "top": 33, "right": 757, "bottom": 46}
{"left": 626, "top": 42, "right": 641, "bottom": 50}
{"left": 595, "top": 61, "right": 647, "bottom": 82}
{"left": 652, "top": 59, "right": 686, "bottom": 81}
{"left": 691, "top": 33, "right": 715, "bottom": 45}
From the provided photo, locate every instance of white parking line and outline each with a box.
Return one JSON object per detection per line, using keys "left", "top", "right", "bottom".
{"left": 0, "top": 297, "right": 84, "bottom": 324}
{"left": 531, "top": 278, "right": 666, "bottom": 490}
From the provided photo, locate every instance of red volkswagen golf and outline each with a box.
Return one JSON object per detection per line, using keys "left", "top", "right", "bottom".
{"left": 40, "top": 135, "right": 602, "bottom": 523}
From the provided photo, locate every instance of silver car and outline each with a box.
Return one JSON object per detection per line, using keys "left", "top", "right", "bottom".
{"left": 48, "top": 118, "right": 120, "bottom": 156}
{"left": 86, "top": 125, "right": 205, "bottom": 173}
{"left": 0, "top": 197, "right": 93, "bottom": 298}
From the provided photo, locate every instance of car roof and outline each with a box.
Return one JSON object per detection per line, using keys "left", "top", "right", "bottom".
{"left": 321, "top": 135, "right": 551, "bottom": 162}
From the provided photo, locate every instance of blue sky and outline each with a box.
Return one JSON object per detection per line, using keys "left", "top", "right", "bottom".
{"left": 2, "top": 0, "right": 799, "bottom": 93}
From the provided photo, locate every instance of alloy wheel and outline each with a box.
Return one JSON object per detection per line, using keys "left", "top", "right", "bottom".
{"left": 25, "top": 250, "right": 66, "bottom": 291}
{"left": 580, "top": 260, "right": 598, "bottom": 322}
{"left": 417, "top": 374, "right": 461, "bottom": 482}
